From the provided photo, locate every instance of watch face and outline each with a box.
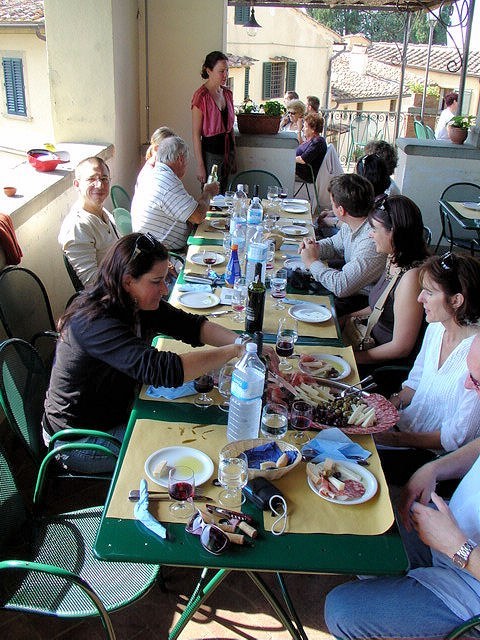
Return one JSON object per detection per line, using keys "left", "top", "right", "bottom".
{"left": 453, "top": 553, "right": 467, "bottom": 569}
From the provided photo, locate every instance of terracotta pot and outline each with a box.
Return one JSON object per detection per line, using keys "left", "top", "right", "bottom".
{"left": 237, "top": 113, "right": 282, "bottom": 135}
{"left": 448, "top": 125, "right": 469, "bottom": 145}
{"left": 3, "top": 186, "right": 17, "bottom": 197}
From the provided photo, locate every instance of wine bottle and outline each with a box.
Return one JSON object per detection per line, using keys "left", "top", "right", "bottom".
{"left": 207, "top": 164, "right": 218, "bottom": 184}
{"left": 245, "top": 262, "right": 266, "bottom": 334}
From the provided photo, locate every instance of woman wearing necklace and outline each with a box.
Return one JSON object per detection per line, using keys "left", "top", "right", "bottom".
{"left": 377, "top": 252, "right": 480, "bottom": 483}
{"left": 191, "top": 51, "right": 236, "bottom": 193}
{"left": 347, "top": 196, "right": 428, "bottom": 375}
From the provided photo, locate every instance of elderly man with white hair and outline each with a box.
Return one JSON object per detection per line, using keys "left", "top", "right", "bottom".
{"left": 131, "top": 135, "right": 218, "bottom": 251}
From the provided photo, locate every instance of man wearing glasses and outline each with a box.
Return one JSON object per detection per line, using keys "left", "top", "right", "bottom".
{"left": 131, "top": 135, "right": 219, "bottom": 253}
{"left": 326, "top": 334, "right": 480, "bottom": 639}
{"left": 59, "top": 156, "right": 119, "bottom": 287}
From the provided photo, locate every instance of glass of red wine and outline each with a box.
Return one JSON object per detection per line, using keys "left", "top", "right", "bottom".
{"left": 168, "top": 466, "right": 195, "bottom": 519}
{"left": 202, "top": 251, "right": 217, "bottom": 277}
{"left": 290, "top": 400, "right": 314, "bottom": 444}
{"left": 279, "top": 187, "right": 288, "bottom": 200}
{"left": 276, "top": 317, "right": 298, "bottom": 372}
{"left": 194, "top": 370, "right": 215, "bottom": 408}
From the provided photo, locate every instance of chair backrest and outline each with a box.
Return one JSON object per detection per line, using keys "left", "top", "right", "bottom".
{"left": 350, "top": 114, "right": 379, "bottom": 147}
{"left": 413, "top": 121, "right": 427, "bottom": 139}
{"left": 0, "top": 267, "right": 56, "bottom": 341}
{"left": 439, "top": 182, "right": 480, "bottom": 247}
{"left": 228, "top": 170, "right": 282, "bottom": 200}
{"left": 0, "top": 444, "right": 28, "bottom": 551}
{"left": 425, "top": 125, "right": 436, "bottom": 139}
{"left": 110, "top": 185, "right": 131, "bottom": 211}
{"left": 63, "top": 254, "right": 84, "bottom": 293}
{"left": 112, "top": 207, "right": 133, "bottom": 236}
{"left": 423, "top": 225, "right": 432, "bottom": 246}
{"left": 0, "top": 339, "right": 49, "bottom": 465}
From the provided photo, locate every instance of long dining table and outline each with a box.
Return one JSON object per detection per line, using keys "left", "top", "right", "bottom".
{"left": 94, "top": 199, "right": 408, "bottom": 639}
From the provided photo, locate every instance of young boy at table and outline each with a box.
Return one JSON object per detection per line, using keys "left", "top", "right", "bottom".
{"left": 299, "top": 174, "right": 386, "bottom": 317}
{"left": 325, "top": 334, "right": 480, "bottom": 639}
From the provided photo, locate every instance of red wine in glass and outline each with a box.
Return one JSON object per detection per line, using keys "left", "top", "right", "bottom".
{"left": 194, "top": 373, "right": 214, "bottom": 407}
{"left": 276, "top": 340, "right": 294, "bottom": 358}
{"left": 292, "top": 416, "right": 311, "bottom": 431}
{"left": 169, "top": 481, "right": 194, "bottom": 501}
{"left": 203, "top": 256, "right": 217, "bottom": 266}
{"left": 279, "top": 190, "right": 288, "bottom": 200}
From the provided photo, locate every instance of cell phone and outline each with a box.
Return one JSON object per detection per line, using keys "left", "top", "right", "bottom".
{"left": 243, "top": 477, "right": 285, "bottom": 512}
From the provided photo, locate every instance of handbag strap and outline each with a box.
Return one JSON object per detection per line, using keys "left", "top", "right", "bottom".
{"left": 364, "top": 271, "right": 401, "bottom": 340}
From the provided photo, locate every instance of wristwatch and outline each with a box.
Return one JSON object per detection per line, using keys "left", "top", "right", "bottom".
{"left": 234, "top": 333, "right": 251, "bottom": 346}
{"left": 452, "top": 539, "right": 478, "bottom": 569}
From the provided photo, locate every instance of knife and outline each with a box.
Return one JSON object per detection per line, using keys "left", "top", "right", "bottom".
{"left": 128, "top": 490, "right": 213, "bottom": 502}
{"left": 206, "top": 309, "right": 234, "bottom": 317}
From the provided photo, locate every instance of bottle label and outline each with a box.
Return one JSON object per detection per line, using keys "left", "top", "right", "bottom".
{"left": 247, "top": 209, "right": 263, "bottom": 226}
{"left": 230, "top": 369, "right": 264, "bottom": 400}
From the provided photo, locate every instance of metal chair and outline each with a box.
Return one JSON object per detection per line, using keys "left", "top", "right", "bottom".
{"left": 413, "top": 120, "right": 427, "bottom": 139}
{"left": 294, "top": 163, "right": 319, "bottom": 212}
{"left": 0, "top": 339, "right": 121, "bottom": 505}
{"left": 63, "top": 253, "right": 84, "bottom": 292}
{"left": 445, "top": 615, "right": 480, "bottom": 639}
{"left": 0, "top": 443, "right": 159, "bottom": 640}
{"left": 0, "top": 266, "right": 58, "bottom": 372}
{"left": 435, "top": 183, "right": 480, "bottom": 255}
{"left": 112, "top": 207, "right": 132, "bottom": 236}
{"left": 423, "top": 225, "right": 432, "bottom": 247}
{"left": 110, "top": 184, "right": 131, "bottom": 211}
{"left": 345, "top": 113, "right": 380, "bottom": 167}
{"left": 425, "top": 124, "right": 436, "bottom": 139}
{"left": 228, "top": 170, "right": 282, "bottom": 200}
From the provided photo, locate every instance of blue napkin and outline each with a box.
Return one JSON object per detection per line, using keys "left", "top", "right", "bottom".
{"left": 301, "top": 428, "right": 371, "bottom": 464}
{"left": 146, "top": 380, "right": 196, "bottom": 399}
{"left": 133, "top": 479, "right": 167, "bottom": 539}
{"left": 244, "top": 442, "right": 296, "bottom": 468}
{"left": 177, "top": 284, "right": 212, "bottom": 292}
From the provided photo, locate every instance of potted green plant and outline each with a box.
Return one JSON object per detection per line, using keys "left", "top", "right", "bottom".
{"left": 236, "top": 99, "right": 286, "bottom": 135}
{"left": 447, "top": 115, "right": 476, "bottom": 145}
{"left": 408, "top": 81, "right": 439, "bottom": 108}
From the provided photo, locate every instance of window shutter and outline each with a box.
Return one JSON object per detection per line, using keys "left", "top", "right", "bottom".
{"left": 2, "top": 57, "right": 27, "bottom": 116}
{"left": 234, "top": 6, "right": 250, "bottom": 24}
{"left": 244, "top": 67, "right": 250, "bottom": 100}
{"left": 262, "top": 62, "right": 272, "bottom": 100}
{"left": 286, "top": 60, "right": 297, "bottom": 92}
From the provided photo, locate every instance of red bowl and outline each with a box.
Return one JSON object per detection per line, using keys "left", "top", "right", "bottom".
{"left": 27, "top": 149, "right": 62, "bottom": 172}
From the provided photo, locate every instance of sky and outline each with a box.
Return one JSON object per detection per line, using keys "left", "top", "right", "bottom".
{"left": 446, "top": 0, "right": 480, "bottom": 48}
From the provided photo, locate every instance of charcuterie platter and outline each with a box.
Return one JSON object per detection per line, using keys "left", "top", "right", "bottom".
{"left": 307, "top": 458, "right": 378, "bottom": 504}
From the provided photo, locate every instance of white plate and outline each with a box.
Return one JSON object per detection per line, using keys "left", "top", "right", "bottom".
{"left": 284, "top": 258, "right": 308, "bottom": 271}
{"left": 280, "top": 225, "right": 309, "bottom": 237}
{"left": 282, "top": 203, "right": 309, "bottom": 214}
{"left": 210, "top": 219, "right": 230, "bottom": 230}
{"left": 307, "top": 461, "right": 377, "bottom": 505}
{"left": 289, "top": 303, "right": 332, "bottom": 324}
{"left": 178, "top": 291, "right": 220, "bottom": 309}
{"left": 145, "top": 446, "right": 214, "bottom": 488}
{"left": 189, "top": 252, "right": 225, "bottom": 266}
{"left": 283, "top": 199, "right": 309, "bottom": 206}
{"left": 462, "top": 202, "right": 480, "bottom": 211}
{"left": 298, "top": 352, "right": 351, "bottom": 380}
{"left": 210, "top": 196, "right": 226, "bottom": 207}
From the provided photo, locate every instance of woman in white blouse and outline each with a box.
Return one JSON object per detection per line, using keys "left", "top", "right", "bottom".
{"left": 376, "top": 253, "right": 480, "bottom": 480}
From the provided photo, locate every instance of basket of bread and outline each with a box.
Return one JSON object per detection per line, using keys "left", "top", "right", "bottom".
{"left": 221, "top": 438, "right": 301, "bottom": 480}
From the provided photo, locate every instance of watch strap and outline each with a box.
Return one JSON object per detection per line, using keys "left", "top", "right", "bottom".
{"left": 453, "top": 538, "right": 478, "bottom": 569}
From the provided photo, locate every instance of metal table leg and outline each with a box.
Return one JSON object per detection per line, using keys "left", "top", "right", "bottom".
{"left": 276, "top": 572, "right": 309, "bottom": 640}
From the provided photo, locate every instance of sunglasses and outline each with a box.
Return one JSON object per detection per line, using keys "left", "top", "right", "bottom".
{"left": 469, "top": 372, "right": 480, "bottom": 391}
{"left": 128, "top": 233, "right": 158, "bottom": 264}
{"left": 185, "top": 510, "right": 229, "bottom": 555}
{"left": 440, "top": 251, "right": 456, "bottom": 271}
{"left": 288, "top": 111, "right": 296, "bottom": 115}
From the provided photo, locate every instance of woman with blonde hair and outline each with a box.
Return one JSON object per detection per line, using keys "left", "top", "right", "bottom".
{"left": 145, "top": 126, "right": 175, "bottom": 163}
{"left": 281, "top": 99, "right": 306, "bottom": 142}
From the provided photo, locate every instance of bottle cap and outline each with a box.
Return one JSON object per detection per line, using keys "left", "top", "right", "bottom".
{"left": 231, "top": 244, "right": 238, "bottom": 251}
{"left": 245, "top": 342, "right": 257, "bottom": 353}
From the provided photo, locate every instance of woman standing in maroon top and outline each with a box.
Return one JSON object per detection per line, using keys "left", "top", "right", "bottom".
{"left": 191, "top": 51, "right": 236, "bottom": 193}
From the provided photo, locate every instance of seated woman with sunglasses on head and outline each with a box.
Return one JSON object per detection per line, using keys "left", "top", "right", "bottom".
{"left": 43, "top": 233, "right": 277, "bottom": 473}
{"left": 375, "top": 252, "right": 480, "bottom": 484}
{"left": 346, "top": 196, "right": 429, "bottom": 378}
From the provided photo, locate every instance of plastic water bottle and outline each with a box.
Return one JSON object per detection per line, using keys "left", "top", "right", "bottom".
{"left": 233, "top": 184, "right": 248, "bottom": 217}
{"left": 245, "top": 225, "right": 268, "bottom": 284}
{"left": 227, "top": 342, "right": 266, "bottom": 442}
{"left": 225, "top": 244, "right": 241, "bottom": 286}
{"left": 247, "top": 196, "right": 263, "bottom": 228}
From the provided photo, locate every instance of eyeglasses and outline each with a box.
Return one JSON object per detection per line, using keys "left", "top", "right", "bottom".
{"left": 185, "top": 510, "right": 229, "bottom": 555}
{"left": 469, "top": 372, "right": 480, "bottom": 390}
{"left": 288, "top": 111, "right": 296, "bottom": 115}
{"left": 85, "top": 176, "right": 110, "bottom": 185}
{"left": 128, "top": 233, "right": 158, "bottom": 264}
{"left": 440, "top": 251, "right": 455, "bottom": 271}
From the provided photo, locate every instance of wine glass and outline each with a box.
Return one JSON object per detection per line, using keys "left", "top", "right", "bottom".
{"left": 218, "top": 452, "right": 248, "bottom": 508}
{"left": 290, "top": 400, "right": 314, "bottom": 444}
{"left": 276, "top": 317, "right": 298, "bottom": 372}
{"left": 270, "top": 268, "right": 287, "bottom": 309}
{"left": 202, "top": 251, "right": 217, "bottom": 277}
{"left": 218, "top": 363, "right": 234, "bottom": 412}
{"left": 279, "top": 187, "right": 288, "bottom": 200}
{"left": 168, "top": 466, "right": 195, "bottom": 519}
{"left": 266, "top": 240, "right": 276, "bottom": 271}
{"left": 267, "top": 185, "right": 279, "bottom": 202}
{"left": 260, "top": 402, "right": 289, "bottom": 439}
{"left": 232, "top": 276, "right": 247, "bottom": 322}
{"left": 224, "top": 190, "right": 235, "bottom": 213}
{"left": 193, "top": 370, "right": 215, "bottom": 407}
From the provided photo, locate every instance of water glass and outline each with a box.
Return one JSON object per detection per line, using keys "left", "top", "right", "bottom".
{"left": 218, "top": 363, "right": 235, "bottom": 412}
{"left": 168, "top": 466, "right": 195, "bottom": 519}
{"left": 267, "top": 185, "right": 279, "bottom": 201}
{"left": 232, "top": 276, "right": 247, "bottom": 323}
{"left": 266, "top": 240, "right": 276, "bottom": 270}
{"left": 218, "top": 452, "right": 248, "bottom": 508}
{"left": 290, "top": 400, "right": 314, "bottom": 444}
{"left": 224, "top": 190, "right": 235, "bottom": 213}
{"left": 260, "top": 402, "right": 289, "bottom": 439}
{"left": 270, "top": 268, "right": 287, "bottom": 309}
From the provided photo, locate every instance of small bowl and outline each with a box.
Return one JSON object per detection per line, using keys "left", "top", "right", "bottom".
{"left": 3, "top": 187, "right": 17, "bottom": 197}
{"left": 27, "top": 149, "right": 62, "bottom": 172}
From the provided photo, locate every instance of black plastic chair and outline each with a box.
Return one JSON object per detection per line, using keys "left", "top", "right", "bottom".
{"left": 435, "top": 183, "right": 480, "bottom": 255}
{"left": 0, "top": 339, "right": 121, "bottom": 505}
{"left": 0, "top": 443, "right": 159, "bottom": 640}
{"left": 63, "top": 253, "right": 84, "bottom": 292}
{"left": 110, "top": 184, "right": 131, "bottom": 211}
{"left": 0, "top": 266, "right": 58, "bottom": 372}
{"left": 228, "top": 170, "right": 282, "bottom": 200}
